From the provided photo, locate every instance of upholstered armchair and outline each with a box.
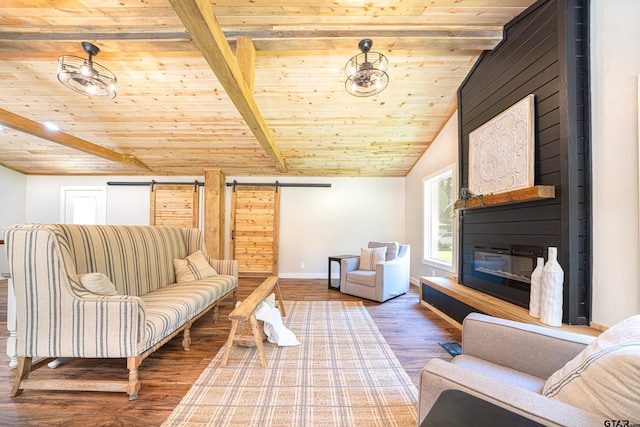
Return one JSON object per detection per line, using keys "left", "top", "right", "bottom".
{"left": 340, "top": 241, "right": 410, "bottom": 302}
{"left": 419, "top": 313, "right": 640, "bottom": 426}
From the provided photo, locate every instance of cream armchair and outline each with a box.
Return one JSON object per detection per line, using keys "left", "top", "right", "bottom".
{"left": 340, "top": 241, "right": 410, "bottom": 302}
{"left": 419, "top": 313, "right": 640, "bottom": 426}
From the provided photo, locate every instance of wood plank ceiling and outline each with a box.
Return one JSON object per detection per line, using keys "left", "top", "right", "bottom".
{"left": 0, "top": 0, "right": 536, "bottom": 177}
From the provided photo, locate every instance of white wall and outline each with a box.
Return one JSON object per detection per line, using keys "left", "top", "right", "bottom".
{"left": 226, "top": 176, "right": 405, "bottom": 278}
{"left": 0, "top": 166, "right": 27, "bottom": 274}
{"left": 21, "top": 175, "right": 405, "bottom": 278}
{"left": 590, "top": 0, "right": 640, "bottom": 326}
{"left": 24, "top": 175, "right": 204, "bottom": 225}
{"left": 405, "top": 112, "right": 459, "bottom": 285}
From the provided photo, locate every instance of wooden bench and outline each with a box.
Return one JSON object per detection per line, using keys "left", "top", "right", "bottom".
{"left": 221, "top": 276, "right": 285, "bottom": 367}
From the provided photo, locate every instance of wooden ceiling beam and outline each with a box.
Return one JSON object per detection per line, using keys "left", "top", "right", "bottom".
{"left": 0, "top": 26, "right": 503, "bottom": 52}
{"left": 168, "top": 0, "right": 287, "bottom": 172}
{"left": 0, "top": 26, "right": 502, "bottom": 39}
{"left": 0, "top": 108, "right": 151, "bottom": 172}
{"left": 0, "top": 30, "right": 190, "bottom": 41}
{"left": 236, "top": 37, "right": 256, "bottom": 93}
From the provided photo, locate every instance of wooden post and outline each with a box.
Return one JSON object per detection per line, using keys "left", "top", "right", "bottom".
{"left": 204, "top": 169, "right": 226, "bottom": 259}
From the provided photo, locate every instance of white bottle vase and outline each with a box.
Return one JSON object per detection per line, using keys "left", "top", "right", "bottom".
{"left": 540, "top": 247, "right": 564, "bottom": 326}
{"left": 529, "top": 257, "right": 544, "bottom": 318}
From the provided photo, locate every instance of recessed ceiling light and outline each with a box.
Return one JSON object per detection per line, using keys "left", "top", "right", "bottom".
{"left": 44, "top": 122, "right": 60, "bottom": 131}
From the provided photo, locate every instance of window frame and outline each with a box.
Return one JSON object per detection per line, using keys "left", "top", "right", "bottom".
{"left": 422, "top": 164, "right": 457, "bottom": 273}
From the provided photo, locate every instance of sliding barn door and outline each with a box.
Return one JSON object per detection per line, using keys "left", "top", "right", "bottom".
{"left": 230, "top": 185, "right": 280, "bottom": 276}
{"left": 150, "top": 184, "right": 199, "bottom": 228}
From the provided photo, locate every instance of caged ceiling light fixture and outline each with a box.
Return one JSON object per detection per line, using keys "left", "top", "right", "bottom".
{"left": 344, "top": 39, "right": 389, "bottom": 97}
{"left": 57, "top": 42, "right": 117, "bottom": 100}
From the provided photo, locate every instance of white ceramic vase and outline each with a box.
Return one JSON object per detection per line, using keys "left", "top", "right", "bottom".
{"left": 540, "top": 247, "right": 564, "bottom": 326}
{"left": 529, "top": 257, "right": 544, "bottom": 318}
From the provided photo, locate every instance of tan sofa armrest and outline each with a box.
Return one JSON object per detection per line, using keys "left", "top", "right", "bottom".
{"left": 73, "top": 294, "right": 147, "bottom": 356}
{"left": 419, "top": 358, "right": 603, "bottom": 427}
{"left": 462, "top": 313, "right": 594, "bottom": 378}
{"left": 206, "top": 257, "right": 239, "bottom": 278}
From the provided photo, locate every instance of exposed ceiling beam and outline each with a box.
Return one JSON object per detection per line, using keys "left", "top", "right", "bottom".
{"left": 0, "top": 30, "right": 190, "bottom": 41}
{"left": 0, "top": 108, "right": 151, "bottom": 172}
{"left": 169, "top": 0, "right": 287, "bottom": 172}
{"left": 223, "top": 27, "right": 503, "bottom": 51}
{"left": 235, "top": 37, "right": 256, "bottom": 93}
{"left": 0, "top": 26, "right": 503, "bottom": 51}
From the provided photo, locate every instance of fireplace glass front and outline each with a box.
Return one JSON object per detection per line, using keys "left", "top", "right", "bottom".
{"left": 466, "top": 244, "right": 542, "bottom": 308}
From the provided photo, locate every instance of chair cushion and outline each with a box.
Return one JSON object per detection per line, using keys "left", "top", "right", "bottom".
{"left": 140, "top": 275, "right": 236, "bottom": 352}
{"left": 360, "top": 247, "right": 386, "bottom": 271}
{"left": 174, "top": 250, "right": 218, "bottom": 283}
{"left": 452, "top": 355, "right": 546, "bottom": 393}
{"left": 345, "top": 270, "right": 377, "bottom": 288}
{"left": 368, "top": 241, "right": 399, "bottom": 261}
{"left": 542, "top": 314, "right": 640, "bottom": 420}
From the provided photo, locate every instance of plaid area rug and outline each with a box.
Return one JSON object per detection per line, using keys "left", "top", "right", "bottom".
{"left": 162, "top": 301, "right": 418, "bottom": 427}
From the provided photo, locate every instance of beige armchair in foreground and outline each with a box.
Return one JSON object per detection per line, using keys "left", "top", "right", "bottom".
{"left": 419, "top": 313, "right": 640, "bottom": 427}
{"left": 340, "top": 241, "right": 410, "bottom": 303}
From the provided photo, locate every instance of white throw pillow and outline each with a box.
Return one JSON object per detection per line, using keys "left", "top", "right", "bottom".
{"left": 79, "top": 272, "right": 118, "bottom": 296}
{"left": 174, "top": 250, "right": 218, "bottom": 283}
{"left": 542, "top": 314, "right": 640, "bottom": 420}
{"left": 359, "top": 246, "right": 387, "bottom": 271}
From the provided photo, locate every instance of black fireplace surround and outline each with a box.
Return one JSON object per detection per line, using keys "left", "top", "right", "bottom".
{"left": 455, "top": 0, "right": 591, "bottom": 324}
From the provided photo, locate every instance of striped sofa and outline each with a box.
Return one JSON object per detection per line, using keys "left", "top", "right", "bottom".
{"left": 4, "top": 223, "right": 238, "bottom": 400}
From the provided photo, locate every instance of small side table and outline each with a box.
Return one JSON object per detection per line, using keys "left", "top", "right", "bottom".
{"left": 327, "top": 255, "right": 358, "bottom": 290}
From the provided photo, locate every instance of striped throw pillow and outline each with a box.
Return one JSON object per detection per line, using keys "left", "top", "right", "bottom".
{"left": 542, "top": 314, "right": 640, "bottom": 420}
{"left": 360, "top": 247, "right": 387, "bottom": 271}
{"left": 174, "top": 250, "right": 218, "bottom": 283}
{"left": 79, "top": 272, "right": 118, "bottom": 296}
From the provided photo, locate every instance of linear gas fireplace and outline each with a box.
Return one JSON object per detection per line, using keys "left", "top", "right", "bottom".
{"left": 465, "top": 243, "right": 542, "bottom": 308}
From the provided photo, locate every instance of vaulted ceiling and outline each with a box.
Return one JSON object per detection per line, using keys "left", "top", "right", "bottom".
{"left": 0, "top": 0, "right": 535, "bottom": 177}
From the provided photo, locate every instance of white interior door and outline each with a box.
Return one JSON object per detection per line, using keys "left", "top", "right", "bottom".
{"left": 61, "top": 186, "right": 107, "bottom": 224}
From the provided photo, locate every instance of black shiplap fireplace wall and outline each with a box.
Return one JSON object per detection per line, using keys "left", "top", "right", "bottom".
{"left": 457, "top": 0, "right": 591, "bottom": 324}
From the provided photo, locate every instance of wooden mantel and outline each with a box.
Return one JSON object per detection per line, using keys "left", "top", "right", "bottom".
{"left": 454, "top": 185, "right": 555, "bottom": 210}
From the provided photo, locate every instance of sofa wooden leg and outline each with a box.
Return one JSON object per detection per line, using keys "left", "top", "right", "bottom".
{"left": 10, "top": 357, "right": 31, "bottom": 397}
{"left": 182, "top": 323, "right": 192, "bottom": 351}
{"left": 126, "top": 357, "right": 142, "bottom": 401}
{"left": 213, "top": 304, "right": 219, "bottom": 322}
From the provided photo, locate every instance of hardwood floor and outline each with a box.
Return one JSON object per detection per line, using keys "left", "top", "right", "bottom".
{"left": 0, "top": 278, "right": 461, "bottom": 427}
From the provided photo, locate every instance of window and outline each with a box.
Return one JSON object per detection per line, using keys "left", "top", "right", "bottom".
{"left": 423, "top": 166, "right": 456, "bottom": 271}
